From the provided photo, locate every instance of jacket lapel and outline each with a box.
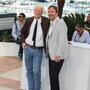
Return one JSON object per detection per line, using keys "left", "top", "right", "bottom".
{"left": 48, "top": 18, "right": 60, "bottom": 38}
{"left": 28, "top": 17, "right": 34, "bottom": 30}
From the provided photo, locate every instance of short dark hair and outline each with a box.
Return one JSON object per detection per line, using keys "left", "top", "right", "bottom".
{"left": 48, "top": 5, "right": 58, "bottom": 13}
{"left": 76, "top": 23, "right": 84, "bottom": 28}
{"left": 19, "top": 13, "right": 26, "bottom": 18}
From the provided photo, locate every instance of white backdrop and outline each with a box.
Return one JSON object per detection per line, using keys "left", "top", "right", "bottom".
{"left": 0, "top": 42, "right": 19, "bottom": 57}
{"left": 1, "top": 42, "right": 90, "bottom": 90}
{"left": 21, "top": 42, "right": 90, "bottom": 90}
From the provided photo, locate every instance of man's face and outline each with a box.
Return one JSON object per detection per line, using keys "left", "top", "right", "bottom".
{"left": 87, "top": 15, "right": 90, "bottom": 23}
{"left": 34, "top": 7, "right": 43, "bottom": 19}
{"left": 18, "top": 15, "right": 24, "bottom": 21}
{"left": 75, "top": 26, "right": 83, "bottom": 34}
{"left": 48, "top": 7, "right": 58, "bottom": 21}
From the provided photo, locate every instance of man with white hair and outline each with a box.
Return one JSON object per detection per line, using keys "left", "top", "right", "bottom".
{"left": 21, "top": 5, "right": 50, "bottom": 90}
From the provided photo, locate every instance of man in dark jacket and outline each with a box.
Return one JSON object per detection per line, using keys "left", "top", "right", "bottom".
{"left": 21, "top": 5, "right": 50, "bottom": 90}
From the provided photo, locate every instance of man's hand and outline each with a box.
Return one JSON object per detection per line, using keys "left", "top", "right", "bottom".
{"left": 22, "top": 42, "right": 27, "bottom": 48}
{"left": 68, "top": 41, "right": 71, "bottom": 45}
{"left": 52, "top": 56, "right": 61, "bottom": 62}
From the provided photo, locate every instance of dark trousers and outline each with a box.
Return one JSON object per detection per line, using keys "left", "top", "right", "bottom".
{"left": 49, "top": 57, "right": 64, "bottom": 90}
{"left": 15, "top": 38, "right": 23, "bottom": 59}
{"left": 18, "top": 44, "right": 23, "bottom": 59}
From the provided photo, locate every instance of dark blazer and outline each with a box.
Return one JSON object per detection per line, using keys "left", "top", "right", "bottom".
{"left": 21, "top": 16, "right": 50, "bottom": 50}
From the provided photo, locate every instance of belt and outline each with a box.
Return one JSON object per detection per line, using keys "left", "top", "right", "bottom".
{"left": 26, "top": 43, "right": 43, "bottom": 49}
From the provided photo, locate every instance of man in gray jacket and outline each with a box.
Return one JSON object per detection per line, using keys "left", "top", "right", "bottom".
{"left": 46, "top": 5, "right": 68, "bottom": 90}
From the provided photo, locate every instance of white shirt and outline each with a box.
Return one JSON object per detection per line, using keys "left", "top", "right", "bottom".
{"left": 72, "top": 30, "right": 90, "bottom": 44}
{"left": 25, "top": 18, "right": 44, "bottom": 47}
{"left": 48, "top": 17, "right": 58, "bottom": 37}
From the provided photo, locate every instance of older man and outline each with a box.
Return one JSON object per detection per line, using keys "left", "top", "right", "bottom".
{"left": 21, "top": 5, "right": 50, "bottom": 90}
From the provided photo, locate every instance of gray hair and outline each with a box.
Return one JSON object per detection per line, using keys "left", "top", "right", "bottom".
{"left": 34, "top": 4, "right": 44, "bottom": 13}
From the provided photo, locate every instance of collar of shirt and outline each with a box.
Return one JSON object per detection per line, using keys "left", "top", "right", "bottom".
{"left": 34, "top": 17, "right": 41, "bottom": 23}
{"left": 48, "top": 17, "right": 59, "bottom": 37}
{"left": 50, "top": 17, "right": 59, "bottom": 26}
{"left": 16, "top": 20, "right": 24, "bottom": 29}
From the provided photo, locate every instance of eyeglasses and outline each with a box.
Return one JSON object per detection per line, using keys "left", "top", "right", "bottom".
{"left": 18, "top": 16, "right": 23, "bottom": 18}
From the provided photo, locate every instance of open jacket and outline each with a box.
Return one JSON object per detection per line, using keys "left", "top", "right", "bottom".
{"left": 21, "top": 16, "right": 50, "bottom": 50}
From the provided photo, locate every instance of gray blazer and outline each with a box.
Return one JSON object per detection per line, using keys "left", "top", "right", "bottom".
{"left": 46, "top": 17, "right": 68, "bottom": 60}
